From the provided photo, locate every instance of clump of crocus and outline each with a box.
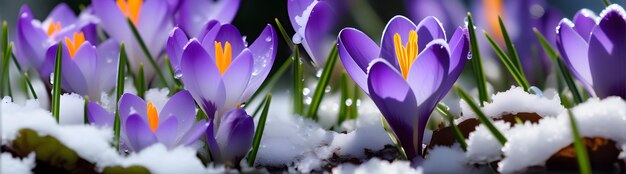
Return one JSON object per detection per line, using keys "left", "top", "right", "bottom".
{"left": 338, "top": 15, "right": 470, "bottom": 159}
{"left": 173, "top": 21, "right": 277, "bottom": 119}
{"left": 92, "top": 0, "right": 173, "bottom": 80}
{"left": 15, "top": 4, "right": 97, "bottom": 79}
{"left": 288, "top": 0, "right": 344, "bottom": 66}
{"left": 45, "top": 36, "right": 120, "bottom": 101}
{"left": 88, "top": 90, "right": 208, "bottom": 152}
{"left": 556, "top": 4, "right": 626, "bottom": 99}
{"left": 176, "top": 0, "right": 241, "bottom": 37}
{"left": 205, "top": 108, "right": 254, "bottom": 166}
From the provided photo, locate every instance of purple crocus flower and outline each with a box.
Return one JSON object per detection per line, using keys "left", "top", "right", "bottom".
{"left": 205, "top": 108, "right": 254, "bottom": 165}
{"left": 406, "top": 0, "right": 466, "bottom": 34}
{"left": 117, "top": 90, "right": 208, "bottom": 152}
{"left": 556, "top": 4, "right": 626, "bottom": 98}
{"left": 338, "top": 16, "right": 469, "bottom": 159}
{"left": 175, "top": 22, "right": 277, "bottom": 119}
{"left": 92, "top": 0, "right": 173, "bottom": 81}
{"left": 44, "top": 38, "right": 119, "bottom": 101}
{"left": 288, "top": 0, "right": 343, "bottom": 66}
{"left": 176, "top": 0, "right": 240, "bottom": 37}
{"left": 15, "top": 4, "right": 97, "bottom": 79}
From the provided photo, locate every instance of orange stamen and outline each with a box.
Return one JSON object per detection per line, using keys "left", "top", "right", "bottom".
{"left": 47, "top": 19, "right": 62, "bottom": 36}
{"left": 214, "top": 41, "right": 232, "bottom": 75}
{"left": 117, "top": 0, "right": 143, "bottom": 25}
{"left": 484, "top": 0, "right": 504, "bottom": 41}
{"left": 64, "top": 32, "right": 86, "bottom": 58}
{"left": 393, "top": 30, "right": 419, "bottom": 79}
{"left": 146, "top": 102, "right": 159, "bottom": 133}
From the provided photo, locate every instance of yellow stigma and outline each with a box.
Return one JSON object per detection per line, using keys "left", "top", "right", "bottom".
{"left": 64, "top": 32, "right": 85, "bottom": 58}
{"left": 47, "top": 19, "right": 61, "bottom": 36}
{"left": 117, "top": 0, "right": 142, "bottom": 25}
{"left": 484, "top": 0, "right": 504, "bottom": 41}
{"left": 214, "top": 41, "right": 232, "bottom": 75}
{"left": 393, "top": 30, "right": 419, "bottom": 79}
{"left": 146, "top": 102, "right": 159, "bottom": 133}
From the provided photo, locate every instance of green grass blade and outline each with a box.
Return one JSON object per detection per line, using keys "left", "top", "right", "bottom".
{"left": 1, "top": 43, "right": 11, "bottom": 97}
{"left": 137, "top": 64, "right": 145, "bottom": 99}
{"left": 498, "top": 16, "right": 523, "bottom": 72}
{"left": 244, "top": 56, "right": 293, "bottom": 109}
{"left": 113, "top": 43, "right": 128, "bottom": 149}
{"left": 164, "top": 55, "right": 182, "bottom": 87}
{"left": 52, "top": 42, "right": 63, "bottom": 123}
{"left": 533, "top": 28, "right": 583, "bottom": 104}
{"left": 23, "top": 72, "right": 37, "bottom": 99}
{"left": 602, "top": 0, "right": 611, "bottom": 7}
{"left": 306, "top": 44, "right": 338, "bottom": 120}
{"left": 2, "top": 21, "right": 7, "bottom": 54}
{"left": 247, "top": 93, "right": 272, "bottom": 166}
{"left": 252, "top": 96, "right": 267, "bottom": 118}
{"left": 274, "top": 18, "right": 294, "bottom": 51}
{"left": 292, "top": 46, "right": 303, "bottom": 115}
{"left": 455, "top": 85, "right": 507, "bottom": 145}
{"left": 83, "top": 96, "right": 89, "bottom": 124}
{"left": 466, "top": 12, "right": 489, "bottom": 105}
{"left": 349, "top": 84, "right": 359, "bottom": 119}
{"left": 436, "top": 103, "right": 467, "bottom": 151}
{"left": 337, "top": 73, "right": 349, "bottom": 125}
{"left": 567, "top": 109, "right": 592, "bottom": 174}
{"left": 484, "top": 32, "right": 530, "bottom": 90}
{"left": 125, "top": 18, "right": 169, "bottom": 89}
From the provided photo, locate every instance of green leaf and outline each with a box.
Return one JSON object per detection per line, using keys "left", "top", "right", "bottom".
{"left": 349, "top": 83, "right": 359, "bottom": 120}
{"left": 337, "top": 73, "right": 349, "bottom": 125}
{"left": 113, "top": 43, "right": 128, "bottom": 149}
{"left": 1, "top": 43, "right": 12, "bottom": 97}
{"left": 455, "top": 85, "right": 507, "bottom": 145}
{"left": 498, "top": 16, "right": 523, "bottom": 72}
{"left": 84, "top": 96, "right": 89, "bottom": 124}
{"left": 567, "top": 109, "right": 592, "bottom": 174}
{"left": 292, "top": 45, "right": 303, "bottom": 115}
{"left": 247, "top": 93, "right": 272, "bottom": 166}
{"left": 244, "top": 55, "right": 293, "bottom": 109}
{"left": 137, "top": 64, "right": 145, "bottom": 99}
{"left": 274, "top": 18, "right": 294, "bottom": 51}
{"left": 306, "top": 44, "right": 338, "bottom": 120}
{"left": 533, "top": 28, "right": 583, "bottom": 104}
{"left": 52, "top": 42, "right": 63, "bottom": 123}
{"left": 125, "top": 18, "right": 170, "bottom": 90}
{"left": 435, "top": 103, "right": 467, "bottom": 151}
{"left": 252, "top": 96, "right": 267, "bottom": 118}
{"left": 23, "top": 72, "right": 38, "bottom": 99}
{"left": 466, "top": 12, "right": 489, "bottom": 105}
{"left": 484, "top": 32, "right": 530, "bottom": 90}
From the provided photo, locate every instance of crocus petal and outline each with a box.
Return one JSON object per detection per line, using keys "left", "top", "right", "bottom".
{"left": 367, "top": 60, "right": 419, "bottom": 159}
{"left": 198, "top": 20, "right": 220, "bottom": 42}
{"left": 87, "top": 102, "right": 114, "bottom": 127}
{"left": 557, "top": 21, "right": 594, "bottom": 95}
{"left": 215, "top": 109, "right": 254, "bottom": 165}
{"left": 180, "top": 40, "right": 226, "bottom": 118}
{"left": 443, "top": 27, "right": 470, "bottom": 101}
{"left": 287, "top": 0, "right": 315, "bottom": 31}
{"left": 587, "top": 7, "right": 626, "bottom": 98}
{"left": 177, "top": 0, "right": 240, "bottom": 36}
{"left": 73, "top": 42, "right": 99, "bottom": 97}
{"left": 125, "top": 114, "right": 158, "bottom": 152}
{"left": 95, "top": 40, "right": 120, "bottom": 98}
{"left": 44, "top": 3, "right": 77, "bottom": 26}
{"left": 406, "top": 40, "right": 449, "bottom": 105}
{"left": 214, "top": 24, "right": 246, "bottom": 58}
{"left": 166, "top": 27, "right": 189, "bottom": 71}
{"left": 46, "top": 43, "right": 87, "bottom": 95}
{"left": 205, "top": 120, "right": 222, "bottom": 162}
{"left": 302, "top": 1, "right": 335, "bottom": 65}
{"left": 15, "top": 5, "right": 48, "bottom": 74}
{"left": 91, "top": 0, "right": 132, "bottom": 46}
{"left": 337, "top": 28, "right": 380, "bottom": 94}
{"left": 180, "top": 119, "right": 209, "bottom": 146}
{"left": 222, "top": 49, "right": 253, "bottom": 110}
{"left": 160, "top": 90, "right": 197, "bottom": 137}
{"left": 119, "top": 93, "right": 148, "bottom": 124}
{"left": 379, "top": 15, "right": 418, "bottom": 69}
{"left": 572, "top": 9, "right": 597, "bottom": 41}
{"left": 241, "top": 24, "right": 277, "bottom": 101}
{"left": 407, "top": 0, "right": 465, "bottom": 34}
{"left": 415, "top": 16, "right": 446, "bottom": 49}
{"left": 155, "top": 116, "right": 179, "bottom": 148}
{"left": 137, "top": 0, "right": 172, "bottom": 57}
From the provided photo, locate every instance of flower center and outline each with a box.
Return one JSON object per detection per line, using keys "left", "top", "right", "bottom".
{"left": 146, "top": 102, "right": 159, "bottom": 133}
{"left": 214, "top": 41, "right": 232, "bottom": 75}
{"left": 64, "top": 32, "right": 85, "bottom": 58}
{"left": 484, "top": 0, "right": 503, "bottom": 41}
{"left": 393, "top": 30, "right": 419, "bottom": 79}
{"left": 117, "top": 0, "right": 142, "bottom": 25}
{"left": 47, "top": 19, "right": 62, "bottom": 36}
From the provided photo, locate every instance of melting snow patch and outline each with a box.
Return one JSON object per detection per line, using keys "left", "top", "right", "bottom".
{"left": 1, "top": 153, "right": 35, "bottom": 174}
{"left": 459, "top": 86, "right": 563, "bottom": 122}
{"left": 423, "top": 145, "right": 480, "bottom": 173}
{"left": 499, "top": 97, "right": 626, "bottom": 173}
{"left": 59, "top": 93, "right": 86, "bottom": 125}
{"left": 108, "top": 144, "right": 210, "bottom": 174}
{"left": 332, "top": 158, "right": 422, "bottom": 174}
{"left": 466, "top": 121, "right": 511, "bottom": 164}
{"left": 145, "top": 88, "right": 171, "bottom": 111}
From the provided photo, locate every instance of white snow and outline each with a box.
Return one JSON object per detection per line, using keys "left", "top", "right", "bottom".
{"left": 108, "top": 144, "right": 212, "bottom": 174}
{"left": 145, "top": 88, "right": 171, "bottom": 110}
{"left": 332, "top": 158, "right": 422, "bottom": 174}
{"left": 466, "top": 121, "right": 511, "bottom": 164}
{"left": 499, "top": 97, "right": 626, "bottom": 173}
{"left": 292, "top": 0, "right": 319, "bottom": 44}
{"left": 1, "top": 153, "right": 35, "bottom": 174}
{"left": 59, "top": 93, "right": 86, "bottom": 125}
{"left": 422, "top": 145, "right": 481, "bottom": 173}
{"left": 459, "top": 86, "right": 564, "bottom": 123}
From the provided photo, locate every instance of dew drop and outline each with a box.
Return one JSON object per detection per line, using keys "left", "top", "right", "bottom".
{"left": 527, "top": 86, "right": 544, "bottom": 97}
{"left": 303, "top": 87, "right": 311, "bottom": 95}
{"left": 344, "top": 99, "right": 353, "bottom": 106}
{"left": 304, "top": 96, "right": 312, "bottom": 104}
{"left": 316, "top": 69, "right": 323, "bottom": 78}
{"left": 242, "top": 36, "right": 248, "bottom": 47}
{"left": 356, "top": 99, "right": 361, "bottom": 106}
{"left": 174, "top": 69, "right": 183, "bottom": 79}
{"left": 49, "top": 73, "right": 55, "bottom": 84}
{"left": 324, "top": 86, "right": 331, "bottom": 93}
{"left": 106, "top": 59, "right": 113, "bottom": 63}
{"left": 265, "top": 36, "right": 272, "bottom": 42}
{"left": 467, "top": 52, "right": 473, "bottom": 60}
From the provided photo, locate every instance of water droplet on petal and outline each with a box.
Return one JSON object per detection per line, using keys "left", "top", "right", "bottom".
{"left": 467, "top": 52, "right": 473, "bottom": 60}
{"left": 174, "top": 69, "right": 183, "bottom": 79}
{"left": 106, "top": 59, "right": 113, "bottom": 63}
{"left": 265, "top": 36, "right": 272, "bottom": 42}
{"left": 49, "top": 73, "right": 55, "bottom": 84}
{"left": 242, "top": 36, "right": 248, "bottom": 47}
